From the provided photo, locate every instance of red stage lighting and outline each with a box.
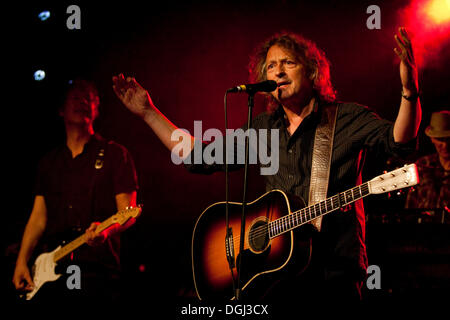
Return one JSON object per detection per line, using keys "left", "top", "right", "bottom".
{"left": 426, "top": 0, "right": 450, "bottom": 24}
{"left": 399, "top": 0, "right": 450, "bottom": 68}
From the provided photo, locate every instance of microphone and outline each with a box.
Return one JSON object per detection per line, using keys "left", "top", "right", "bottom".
{"left": 227, "top": 80, "right": 277, "bottom": 94}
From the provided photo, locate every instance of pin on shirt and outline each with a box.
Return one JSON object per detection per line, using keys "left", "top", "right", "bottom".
{"left": 95, "top": 148, "right": 105, "bottom": 169}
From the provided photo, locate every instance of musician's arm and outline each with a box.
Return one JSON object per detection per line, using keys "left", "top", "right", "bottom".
{"left": 112, "top": 74, "right": 195, "bottom": 159}
{"left": 392, "top": 27, "right": 422, "bottom": 144}
{"left": 12, "top": 195, "right": 47, "bottom": 290}
{"left": 113, "top": 191, "right": 138, "bottom": 233}
{"left": 85, "top": 191, "right": 137, "bottom": 246}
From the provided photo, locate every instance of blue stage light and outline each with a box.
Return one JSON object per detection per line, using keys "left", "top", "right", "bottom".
{"left": 38, "top": 11, "right": 50, "bottom": 21}
{"left": 34, "top": 70, "right": 46, "bottom": 81}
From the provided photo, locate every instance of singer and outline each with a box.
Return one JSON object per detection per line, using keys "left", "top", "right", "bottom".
{"left": 112, "top": 28, "right": 421, "bottom": 302}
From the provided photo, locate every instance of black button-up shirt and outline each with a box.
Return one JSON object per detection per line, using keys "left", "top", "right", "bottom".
{"left": 186, "top": 101, "right": 415, "bottom": 280}
{"left": 34, "top": 134, "right": 138, "bottom": 271}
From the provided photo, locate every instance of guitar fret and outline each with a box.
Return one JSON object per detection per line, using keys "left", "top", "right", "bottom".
{"left": 269, "top": 182, "right": 375, "bottom": 238}
{"left": 362, "top": 183, "right": 370, "bottom": 196}
{"left": 347, "top": 190, "right": 352, "bottom": 202}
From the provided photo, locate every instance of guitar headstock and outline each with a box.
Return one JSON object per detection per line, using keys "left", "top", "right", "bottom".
{"left": 111, "top": 205, "right": 142, "bottom": 225}
{"left": 369, "top": 164, "right": 419, "bottom": 195}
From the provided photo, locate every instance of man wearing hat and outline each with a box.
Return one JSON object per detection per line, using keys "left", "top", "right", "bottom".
{"left": 406, "top": 110, "right": 450, "bottom": 209}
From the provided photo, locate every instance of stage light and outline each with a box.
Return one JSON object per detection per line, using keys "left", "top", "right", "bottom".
{"left": 399, "top": 0, "right": 450, "bottom": 68}
{"left": 34, "top": 70, "right": 46, "bottom": 81}
{"left": 38, "top": 11, "right": 51, "bottom": 21}
{"left": 426, "top": 0, "right": 450, "bottom": 24}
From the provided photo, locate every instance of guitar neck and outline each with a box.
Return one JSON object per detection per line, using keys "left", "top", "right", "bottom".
{"left": 52, "top": 215, "right": 118, "bottom": 263}
{"left": 268, "top": 182, "right": 371, "bottom": 238}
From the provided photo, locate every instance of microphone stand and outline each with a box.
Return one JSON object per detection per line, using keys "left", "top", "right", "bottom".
{"left": 235, "top": 92, "right": 254, "bottom": 300}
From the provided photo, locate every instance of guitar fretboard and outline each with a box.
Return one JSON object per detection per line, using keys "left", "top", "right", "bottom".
{"left": 268, "top": 182, "right": 370, "bottom": 238}
{"left": 52, "top": 214, "right": 120, "bottom": 262}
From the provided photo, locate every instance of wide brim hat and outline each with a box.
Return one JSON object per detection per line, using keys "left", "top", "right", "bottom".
{"left": 425, "top": 110, "right": 450, "bottom": 138}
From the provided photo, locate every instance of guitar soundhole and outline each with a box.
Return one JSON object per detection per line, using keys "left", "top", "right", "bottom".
{"left": 248, "top": 219, "right": 270, "bottom": 253}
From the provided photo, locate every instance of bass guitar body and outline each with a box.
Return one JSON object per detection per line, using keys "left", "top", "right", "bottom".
{"left": 192, "top": 189, "right": 313, "bottom": 301}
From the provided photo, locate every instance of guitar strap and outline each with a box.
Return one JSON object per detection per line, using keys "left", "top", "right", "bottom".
{"left": 89, "top": 135, "right": 107, "bottom": 223}
{"left": 308, "top": 104, "right": 338, "bottom": 232}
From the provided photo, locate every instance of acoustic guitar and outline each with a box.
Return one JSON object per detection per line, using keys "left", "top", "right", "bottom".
{"left": 191, "top": 164, "right": 418, "bottom": 300}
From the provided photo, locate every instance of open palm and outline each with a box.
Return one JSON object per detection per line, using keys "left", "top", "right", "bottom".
{"left": 112, "top": 74, "right": 153, "bottom": 118}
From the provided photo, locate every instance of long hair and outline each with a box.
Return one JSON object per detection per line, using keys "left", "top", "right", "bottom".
{"left": 248, "top": 32, "right": 336, "bottom": 113}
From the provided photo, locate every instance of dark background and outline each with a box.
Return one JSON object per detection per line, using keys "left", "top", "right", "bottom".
{"left": 4, "top": 0, "right": 450, "bottom": 310}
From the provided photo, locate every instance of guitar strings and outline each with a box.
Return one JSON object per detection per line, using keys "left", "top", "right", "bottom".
{"left": 231, "top": 198, "right": 336, "bottom": 244}
{"left": 204, "top": 198, "right": 351, "bottom": 260}
{"left": 227, "top": 183, "right": 369, "bottom": 247}
{"left": 228, "top": 206, "right": 319, "bottom": 247}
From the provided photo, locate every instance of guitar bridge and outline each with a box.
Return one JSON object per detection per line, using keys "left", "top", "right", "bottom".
{"left": 225, "top": 228, "right": 235, "bottom": 269}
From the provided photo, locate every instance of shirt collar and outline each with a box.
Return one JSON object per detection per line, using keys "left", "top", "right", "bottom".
{"left": 62, "top": 133, "right": 102, "bottom": 158}
{"left": 270, "top": 99, "right": 322, "bottom": 128}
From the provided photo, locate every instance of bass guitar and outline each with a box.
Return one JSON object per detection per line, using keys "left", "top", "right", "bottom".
{"left": 192, "top": 164, "right": 418, "bottom": 300}
{"left": 24, "top": 206, "right": 142, "bottom": 300}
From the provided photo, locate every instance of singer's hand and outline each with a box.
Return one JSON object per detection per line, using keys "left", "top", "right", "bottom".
{"left": 112, "top": 74, "right": 154, "bottom": 118}
{"left": 394, "top": 27, "right": 418, "bottom": 95}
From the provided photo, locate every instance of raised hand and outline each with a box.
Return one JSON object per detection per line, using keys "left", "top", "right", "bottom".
{"left": 394, "top": 27, "right": 418, "bottom": 95}
{"left": 112, "top": 74, "right": 155, "bottom": 118}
